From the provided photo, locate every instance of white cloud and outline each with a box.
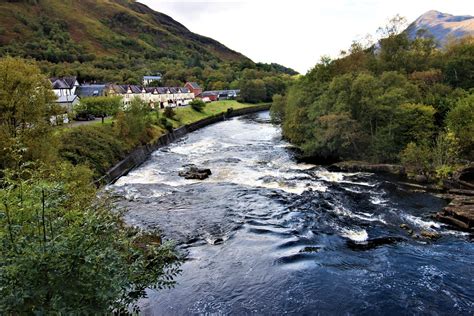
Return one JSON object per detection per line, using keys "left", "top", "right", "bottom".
{"left": 139, "top": 0, "right": 474, "bottom": 73}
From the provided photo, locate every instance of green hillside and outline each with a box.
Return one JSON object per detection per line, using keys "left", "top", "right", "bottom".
{"left": 0, "top": 0, "right": 297, "bottom": 88}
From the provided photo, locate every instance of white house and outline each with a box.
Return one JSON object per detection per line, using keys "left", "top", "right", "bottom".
{"left": 106, "top": 84, "right": 194, "bottom": 108}
{"left": 50, "top": 76, "right": 80, "bottom": 98}
{"left": 49, "top": 76, "right": 80, "bottom": 111}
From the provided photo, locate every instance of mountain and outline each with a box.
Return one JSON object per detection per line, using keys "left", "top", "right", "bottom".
{"left": 0, "top": 0, "right": 297, "bottom": 86}
{"left": 0, "top": 0, "right": 247, "bottom": 62}
{"left": 406, "top": 10, "right": 474, "bottom": 45}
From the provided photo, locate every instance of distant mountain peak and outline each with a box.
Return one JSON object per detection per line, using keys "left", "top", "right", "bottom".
{"left": 407, "top": 10, "right": 474, "bottom": 45}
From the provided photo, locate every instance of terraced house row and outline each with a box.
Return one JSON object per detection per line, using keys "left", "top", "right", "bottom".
{"left": 49, "top": 76, "right": 202, "bottom": 110}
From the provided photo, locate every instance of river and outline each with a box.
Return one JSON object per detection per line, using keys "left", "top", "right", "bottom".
{"left": 110, "top": 111, "right": 473, "bottom": 315}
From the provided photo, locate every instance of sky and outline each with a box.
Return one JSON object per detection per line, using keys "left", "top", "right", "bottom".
{"left": 139, "top": 0, "right": 474, "bottom": 74}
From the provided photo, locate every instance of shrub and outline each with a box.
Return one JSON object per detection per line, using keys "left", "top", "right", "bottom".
{"left": 159, "top": 117, "right": 173, "bottom": 132}
{"left": 400, "top": 142, "right": 431, "bottom": 176}
{"left": 163, "top": 107, "right": 176, "bottom": 119}
{"left": 189, "top": 99, "right": 206, "bottom": 112}
{"left": 0, "top": 162, "right": 181, "bottom": 313}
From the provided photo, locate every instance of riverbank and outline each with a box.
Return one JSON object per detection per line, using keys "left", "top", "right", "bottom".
{"left": 100, "top": 102, "right": 271, "bottom": 184}
{"left": 328, "top": 160, "right": 474, "bottom": 232}
{"left": 110, "top": 111, "right": 474, "bottom": 314}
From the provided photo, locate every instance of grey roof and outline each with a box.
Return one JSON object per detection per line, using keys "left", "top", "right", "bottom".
{"left": 201, "top": 91, "right": 219, "bottom": 97}
{"left": 50, "top": 77, "right": 78, "bottom": 89}
{"left": 76, "top": 84, "right": 106, "bottom": 97}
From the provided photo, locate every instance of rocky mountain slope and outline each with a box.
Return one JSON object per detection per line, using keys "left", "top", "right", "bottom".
{"left": 406, "top": 10, "right": 474, "bottom": 45}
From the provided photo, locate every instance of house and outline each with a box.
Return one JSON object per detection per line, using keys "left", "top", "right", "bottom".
{"left": 76, "top": 84, "right": 106, "bottom": 98}
{"left": 49, "top": 76, "right": 80, "bottom": 111}
{"left": 200, "top": 91, "right": 219, "bottom": 102}
{"left": 106, "top": 84, "right": 194, "bottom": 108}
{"left": 199, "top": 89, "right": 240, "bottom": 102}
{"left": 143, "top": 74, "right": 162, "bottom": 86}
{"left": 50, "top": 76, "right": 79, "bottom": 98}
{"left": 56, "top": 95, "right": 80, "bottom": 112}
{"left": 185, "top": 82, "right": 202, "bottom": 97}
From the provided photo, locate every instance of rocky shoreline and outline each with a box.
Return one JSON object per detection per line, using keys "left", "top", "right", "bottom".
{"left": 330, "top": 160, "right": 474, "bottom": 233}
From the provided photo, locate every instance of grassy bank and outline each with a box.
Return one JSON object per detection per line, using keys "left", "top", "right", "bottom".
{"left": 58, "top": 100, "right": 267, "bottom": 179}
{"left": 167, "top": 100, "right": 267, "bottom": 127}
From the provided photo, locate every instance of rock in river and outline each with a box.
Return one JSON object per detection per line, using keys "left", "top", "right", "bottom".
{"left": 178, "top": 166, "right": 212, "bottom": 180}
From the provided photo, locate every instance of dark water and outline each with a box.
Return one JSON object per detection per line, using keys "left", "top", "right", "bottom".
{"left": 110, "top": 112, "right": 474, "bottom": 315}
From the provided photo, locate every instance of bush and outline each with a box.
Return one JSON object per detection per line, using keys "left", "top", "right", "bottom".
{"left": 0, "top": 162, "right": 181, "bottom": 313}
{"left": 163, "top": 107, "right": 176, "bottom": 119}
{"left": 189, "top": 99, "right": 206, "bottom": 112}
{"left": 159, "top": 117, "right": 173, "bottom": 132}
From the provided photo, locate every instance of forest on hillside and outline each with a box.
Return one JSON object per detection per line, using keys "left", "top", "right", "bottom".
{"left": 0, "top": 0, "right": 297, "bottom": 93}
{"left": 271, "top": 18, "right": 474, "bottom": 180}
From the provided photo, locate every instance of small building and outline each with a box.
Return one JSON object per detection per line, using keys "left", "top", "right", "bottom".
{"left": 76, "top": 84, "right": 106, "bottom": 98}
{"left": 50, "top": 76, "right": 79, "bottom": 97}
{"left": 49, "top": 76, "right": 80, "bottom": 111}
{"left": 143, "top": 74, "right": 162, "bottom": 86}
{"left": 56, "top": 95, "right": 80, "bottom": 112}
{"left": 200, "top": 91, "right": 219, "bottom": 102}
{"left": 185, "top": 82, "right": 203, "bottom": 97}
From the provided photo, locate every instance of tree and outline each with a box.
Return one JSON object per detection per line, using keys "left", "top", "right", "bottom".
{"left": 447, "top": 93, "right": 474, "bottom": 158}
{"left": 240, "top": 79, "right": 267, "bottom": 103}
{"left": 0, "top": 57, "right": 57, "bottom": 169}
{"left": 444, "top": 37, "right": 474, "bottom": 89}
{"left": 76, "top": 96, "right": 122, "bottom": 123}
{"left": 0, "top": 161, "right": 180, "bottom": 313}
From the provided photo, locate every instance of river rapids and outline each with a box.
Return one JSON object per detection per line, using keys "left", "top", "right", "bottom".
{"left": 109, "top": 112, "right": 473, "bottom": 315}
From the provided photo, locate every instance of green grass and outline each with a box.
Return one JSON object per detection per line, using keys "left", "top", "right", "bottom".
{"left": 170, "top": 100, "right": 264, "bottom": 126}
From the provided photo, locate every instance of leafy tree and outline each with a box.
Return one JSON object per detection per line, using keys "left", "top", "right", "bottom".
{"left": 0, "top": 160, "right": 180, "bottom": 313}
{"left": 240, "top": 79, "right": 267, "bottom": 103}
{"left": 446, "top": 93, "right": 474, "bottom": 158}
{"left": 76, "top": 96, "right": 122, "bottom": 123}
{"left": 0, "top": 57, "right": 58, "bottom": 169}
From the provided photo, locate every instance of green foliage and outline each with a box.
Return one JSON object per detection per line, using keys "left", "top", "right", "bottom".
{"left": 189, "top": 99, "right": 206, "bottom": 112}
{"left": 0, "top": 1, "right": 297, "bottom": 92}
{"left": 163, "top": 106, "right": 176, "bottom": 119}
{"left": 240, "top": 79, "right": 267, "bottom": 103}
{"left": 76, "top": 96, "right": 122, "bottom": 118}
{"left": 115, "top": 98, "right": 152, "bottom": 143}
{"left": 446, "top": 93, "right": 474, "bottom": 158}
{"left": 0, "top": 57, "right": 57, "bottom": 169}
{"left": 159, "top": 117, "right": 173, "bottom": 132}
{"left": 401, "top": 131, "right": 460, "bottom": 180}
{"left": 59, "top": 125, "right": 128, "bottom": 178}
{"left": 277, "top": 17, "right": 473, "bottom": 169}
{"left": 270, "top": 94, "right": 286, "bottom": 124}
{"left": 444, "top": 38, "right": 474, "bottom": 89}
{"left": 0, "top": 161, "right": 180, "bottom": 313}
{"left": 400, "top": 142, "right": 432, "bottom": 175}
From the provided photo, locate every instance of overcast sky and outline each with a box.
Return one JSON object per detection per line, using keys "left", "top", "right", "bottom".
{"left": 139, "top": 0, "right": 474, "bottom": 74}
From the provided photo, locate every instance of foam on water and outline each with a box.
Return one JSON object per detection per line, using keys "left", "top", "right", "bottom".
{"left": 341, "top": 228, "right": 369, "bottom": 242}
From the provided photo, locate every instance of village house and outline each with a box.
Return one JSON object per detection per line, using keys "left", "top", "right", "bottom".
{"left": 49, "top": 76, "right": 80, "bottom": 111}
{"left": 76, "top": 84, "right": 106, "bottom": 98}
{"left": 106, "top": 84, "right": 194, "bottom": 108}
{"left": 199, "top": 89, "right": 240, "bottom": 102}
{"left": 185, "top": 82, "right": 203, "bottom": 97}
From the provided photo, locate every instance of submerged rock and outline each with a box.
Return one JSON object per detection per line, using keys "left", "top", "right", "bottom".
{"left": 420, "top": 230, "right": 441, "bottom": 240}
{"left": 346, "top": 236, "right": 405, "bottom": 251}
{"left": 178, "top": 166, "right": 212, "bottom": 180}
